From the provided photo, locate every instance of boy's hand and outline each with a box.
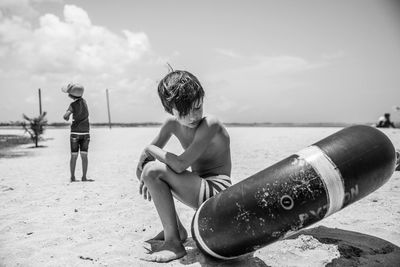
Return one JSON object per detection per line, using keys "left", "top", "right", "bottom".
{"left": 63, "top": 110, "right": 72, "bottom": 121}
{"left": 136, "top": 150, "right": 155, "bottom": 179}
{"left": 139, "top": 180, "right": 151, "bottom": 201}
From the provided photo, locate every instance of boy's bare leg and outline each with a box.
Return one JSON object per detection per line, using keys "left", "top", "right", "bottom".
{"left": 141, "top": 168, "right": 185, "bottom": 262}
{"left": 80, "top": 153, "right": 93, "bottom": 181}
{"left": 140, "top": 162, "right": 201, "bottom": 263}
{"left": 70, "top": 153, "right": 78, "bottom": 182}
{"left": 151, "top": 215, "right": 188, "bottom": 242}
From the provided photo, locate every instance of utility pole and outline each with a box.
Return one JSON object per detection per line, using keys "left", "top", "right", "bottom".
{"left": 38, "top": 88, "right": 42, "bottom": 115}
{"left": 106, "top": 89, "right": 112, "bottom": 129}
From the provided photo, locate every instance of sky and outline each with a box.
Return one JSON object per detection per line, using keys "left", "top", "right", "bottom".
{"left": 0, "top": 0, "right": 399, "bottom": 124}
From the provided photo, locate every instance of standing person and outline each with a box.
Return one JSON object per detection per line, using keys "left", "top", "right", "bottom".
{"left": 136, "top": 70, "right": 232, "bottom": 262}
{"left": 62, "top": 83, "right": 93, "bottom": 182}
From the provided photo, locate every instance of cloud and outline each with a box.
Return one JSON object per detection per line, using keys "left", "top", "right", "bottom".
{"left": 63, "top": 4, "right": 90, "bottom": 26}
{"left": 0, "top": 0, "right": 38, "bottom": 18}
{"left": 322, "top": 50, "right": 345, "bottom": 60}
{"left": 238, "top": 55, "right": 323, "bottom": 76}
{"left": 214, "top": 49, "right": 325, "bottom": 75}
{"left": 215, "top": 48, "right": 242, "bottom": 58}
{"left": 0, "top": 0, "right": 62, "bottom": 19}
{"left": 206, "top": 55, "right": 323, "bottom": 90}
{"left": 0, "top": 3, "right": 165, "bottom": 122}
{"left": 0, "top": 5, "right": 152, "bottom": 76}
{"left": 203, "top": 55, "right": 326, "bottom": 118}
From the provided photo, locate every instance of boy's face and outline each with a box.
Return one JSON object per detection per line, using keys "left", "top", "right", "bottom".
{"left": 172, "top": 100, "right": 203, "bottom": 128}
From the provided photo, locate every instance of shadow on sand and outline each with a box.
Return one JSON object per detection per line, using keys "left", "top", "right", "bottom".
{"left": 144, "top": 238, "right": 268, "bottom": 267}
{"left": 288, "top": 226, "right": 400, "bottom": 266}
{"left": 142, "top": 226, "right": 400, "bottom": 266}
{"left": 0, "top": 148, "right": 31, "bottom": 159}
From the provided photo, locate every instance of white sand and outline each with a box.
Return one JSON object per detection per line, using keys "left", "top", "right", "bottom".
{"left": 0, "top": 127, "right": 399, "bottom": 266}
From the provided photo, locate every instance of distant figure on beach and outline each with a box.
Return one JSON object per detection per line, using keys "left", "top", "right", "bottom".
{"left": 136, "top": 70, "right": 232, "bottom": 262}
{"left": 376, "top": 113, "right": 395, "bottom": 128}
{"left": 62, "top": 83, "right": 93, "bottom": 182}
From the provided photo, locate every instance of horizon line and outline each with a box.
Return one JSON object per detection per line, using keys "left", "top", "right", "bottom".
{"left": 0, "top": 121, "right": 377, "bottom": 128}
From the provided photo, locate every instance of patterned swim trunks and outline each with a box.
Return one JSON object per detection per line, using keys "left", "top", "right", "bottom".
{"left": 198, "top": 175, "right": 232, "bottom": 206}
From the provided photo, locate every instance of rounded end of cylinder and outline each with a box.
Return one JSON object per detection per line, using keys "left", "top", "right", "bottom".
{"left": 191, "top": 202, "right": 240, "bottom": 260}
{"left": 315, "top": 125, "right": 396, "bottom": 202}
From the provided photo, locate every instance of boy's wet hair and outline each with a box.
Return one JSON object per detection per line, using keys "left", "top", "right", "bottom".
{"left": 158, "top": 70, "right": 204, "bottom": 117}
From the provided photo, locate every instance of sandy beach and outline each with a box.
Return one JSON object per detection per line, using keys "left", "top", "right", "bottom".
{"left": 0, "top": 127, "right": 399, "bottom": 266}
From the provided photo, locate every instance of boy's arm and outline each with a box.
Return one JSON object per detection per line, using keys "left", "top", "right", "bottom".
{"left": 63, "top": 106, "right": 73, "bottom": 121}
{"left": 136, "top": 119, "right": 174, "bottom": 179}
{"left": 145, "top": 116, "right": 220, "bottom": 173}
{"left": 150, "top": 119, "right": 175, "bottom": 148}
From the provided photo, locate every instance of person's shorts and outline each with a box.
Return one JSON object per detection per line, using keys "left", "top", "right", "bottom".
{"left": 198, "top": 175, "right": 232, "bottom": 206}
{"left": 70, "top": 133, "right": 90, "bottom": 154}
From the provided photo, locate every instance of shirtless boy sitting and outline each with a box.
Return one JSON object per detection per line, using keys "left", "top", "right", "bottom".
{"left": 136, "top": 70, "right": 232, "bottom": 262}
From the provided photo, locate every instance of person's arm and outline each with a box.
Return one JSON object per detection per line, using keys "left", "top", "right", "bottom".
{"left": 63, "top": 106, "right": 73, "bottom": 121}
{"left": 136, "top": 118, "right": 174, "bottom": 179}
{"left": 145, "top": 116, "right": 220, "bottom": 173}
{"left": 136, "top": 118, "right": 176, "bottom": 202}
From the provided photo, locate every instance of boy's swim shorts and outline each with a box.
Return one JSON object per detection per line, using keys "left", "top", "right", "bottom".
{"left": 70, "top": 133, "right": 90, "bottom": 154}
{"left": 198, "top": 175, "right": 231, "bottom": 206}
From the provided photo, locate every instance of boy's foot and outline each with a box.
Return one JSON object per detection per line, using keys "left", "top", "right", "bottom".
{"left": 151, "top": 228, "right": 188, "bottom": 242}
{"left": 140, "top": 241, "right": 186, "bottom": 263}
{"left": 82, "top": 178, "right": 94, "bottom": 182}
{"left": 70, "top": 177, "right": 77, "bottom": 182}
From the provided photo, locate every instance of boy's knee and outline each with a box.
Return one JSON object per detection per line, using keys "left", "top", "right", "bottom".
{"left": 141, "top": 161, "right": 166, "bottom": 182}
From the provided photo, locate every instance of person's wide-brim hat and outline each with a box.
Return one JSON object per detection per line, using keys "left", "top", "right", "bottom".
{"left": 61, "top": 83, "right": 84, "bottom": 97}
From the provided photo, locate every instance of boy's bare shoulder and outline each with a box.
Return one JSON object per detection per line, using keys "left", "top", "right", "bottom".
{"left": 203, "top": 115, "right": 223, "bottom": 128}
{"left": 162, "top": 117, "right": 179, "bottom": 131}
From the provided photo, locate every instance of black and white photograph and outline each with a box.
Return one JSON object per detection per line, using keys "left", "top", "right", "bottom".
{"left": 1, "top": 0, "right": 400, "bottom": 266}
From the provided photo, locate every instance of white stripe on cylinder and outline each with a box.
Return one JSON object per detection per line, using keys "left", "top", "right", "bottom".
{"left": 192, "top": 201, "right": 237, "bottom": 260}
{"left": 205, "top": 182, "right": 210, "bottom": 199}
{"left": 198, "top": 179, "right": 205, "bottom": 206}
{"left": 296, "top": 145, "right": 345, "bottom": 217}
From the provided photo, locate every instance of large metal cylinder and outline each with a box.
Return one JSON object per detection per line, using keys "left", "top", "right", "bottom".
{"left": 191, "top": 125, "right": 396, "bottom": 259}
